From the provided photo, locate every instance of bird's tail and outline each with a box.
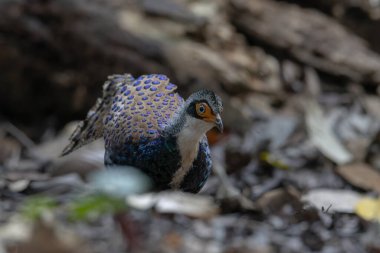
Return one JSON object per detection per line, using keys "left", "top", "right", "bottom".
{"left": 61, "top": 74, "right": 134, "bottom": 156}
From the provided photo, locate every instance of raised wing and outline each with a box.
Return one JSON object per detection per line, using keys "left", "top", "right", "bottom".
{"left": 62, "top": 74, "right": 134, "bottom": 156}
{"left": 103, "top": 74, "right": 184, "bottom": 148}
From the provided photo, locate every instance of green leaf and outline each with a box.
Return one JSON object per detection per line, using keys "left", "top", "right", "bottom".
{"left": 20, "top": 196, "right": 57, "bottom": 220}
{"left": 68, "top": 193, "right": 126, "bottom": 221}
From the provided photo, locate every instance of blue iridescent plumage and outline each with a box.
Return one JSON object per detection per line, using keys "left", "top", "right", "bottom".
{"left": 103, "top": 135, "right": 212, "bottom": 193}
{"left": 62, "top": 73, "right": 223, "bottom": 193}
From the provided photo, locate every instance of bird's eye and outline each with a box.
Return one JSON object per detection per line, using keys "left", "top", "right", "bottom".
{"left": 196, "top": 103, "right": 208, "bottom": 116}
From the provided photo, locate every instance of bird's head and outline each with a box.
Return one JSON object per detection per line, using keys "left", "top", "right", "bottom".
{"left": 185, "top": 89, "right": 223, "bottom": 133}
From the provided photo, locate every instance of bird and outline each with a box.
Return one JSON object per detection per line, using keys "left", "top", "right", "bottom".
{"left": 62, "top": 73, "right": 223, "bottom": 193}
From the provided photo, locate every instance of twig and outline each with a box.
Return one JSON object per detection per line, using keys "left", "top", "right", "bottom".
{"left": 1, "top": 122, "right": 36, "bottom": 149}
{"left": 212, "top": 144, "right": 258, "bottom": 211}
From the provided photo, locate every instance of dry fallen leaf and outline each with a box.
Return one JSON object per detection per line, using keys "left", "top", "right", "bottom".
{"left": 31, "top": 122, "right": 79, "bottom": 161}
{"left": 8, "top": 180, "right": 30, "bottom": 192}
{"left": 0, "top": 137, "right": 21, "bottom": 168}
{"left": 256, "top": 187, "right": 301, "bottom": 214}
{"left": 127, "top": 191, "right": 219, "bottom": 218}
{"left": 305, "top": 100, "right": 353, "bottom": 165}
{"left": 32, "top": 121, "right": 105, "bottom": 180}
{"left": 363, "top": 95, "right": 380, "bottom": 120}
{"left": 302, "top": 189, "right": 363, "bottom": 213}
{"left": 336, "top": 163, "right": 380, "bottom": 194}
{"left": 303, "top": 68, "right": 352, "bottom": 165}
{"left": 212, "top": 145, "right": 258, "bottom": 211}
{"left": 0, "top": 215, "right": 91, "bottom": 253}
{"left": 355, "top": 198, "right": 380, "bottom": 222}
{"left": 0, "top": 216, "right": 32, "bottom": 250}
{"left": 50, "top": 148, "right": 104, "bottom": 180}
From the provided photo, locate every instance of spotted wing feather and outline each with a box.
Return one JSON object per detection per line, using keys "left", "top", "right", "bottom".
{"left": 104, "top": 74, "right": 184, "bottom": 149}
{"left": 61, "top": 74, "right": 134, "bottom": 156}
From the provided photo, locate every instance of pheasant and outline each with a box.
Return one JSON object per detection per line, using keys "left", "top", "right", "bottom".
{"left": 62, "top": 73, "right": 223, "bottom": 193}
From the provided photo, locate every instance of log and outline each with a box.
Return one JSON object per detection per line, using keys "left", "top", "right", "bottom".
{"left": 0, "top": 0, "right": 169, "bottom": 128}
{"left": 230, "top": 0, "right": 380, "bottom": 85}
{"left": 274, "top": 0, "right": 380, "bottom": 54}
{"left": 0, "top": 0, "right": 275, "bottom": 134}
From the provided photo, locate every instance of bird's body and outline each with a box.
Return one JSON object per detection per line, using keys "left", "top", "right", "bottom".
{"left": 62, "top": 73, "right": 222, "bottom": 193}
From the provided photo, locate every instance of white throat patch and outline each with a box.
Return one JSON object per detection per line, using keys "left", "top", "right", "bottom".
{"left": 169, "top": 116, "right": 213, "bottom": 189}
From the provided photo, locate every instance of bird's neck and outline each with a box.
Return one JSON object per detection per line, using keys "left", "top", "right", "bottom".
{"left": 176, "top": 116, "right": 210, "bottom": 157}
{"left": 164, "top": 106, "right": 212, "bottom": 155}
{"left": 165, "top": 112, "right": 212, "bottom": 189}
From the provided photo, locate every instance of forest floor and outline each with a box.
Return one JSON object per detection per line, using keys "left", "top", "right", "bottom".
{"left": 1, "top": 0, "right": 380, "bottom": 252}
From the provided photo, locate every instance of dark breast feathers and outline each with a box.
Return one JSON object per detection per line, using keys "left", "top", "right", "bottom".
{"left": 105, "top": 135, "right": 211, "bottom": 193}
{"left": 62, "top": 73, "right": 212, "bottom": 193}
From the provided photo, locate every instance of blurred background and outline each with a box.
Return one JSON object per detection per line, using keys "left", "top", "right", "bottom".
{"left": 1, "top": 0, "right": 380, "bottom": 252}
